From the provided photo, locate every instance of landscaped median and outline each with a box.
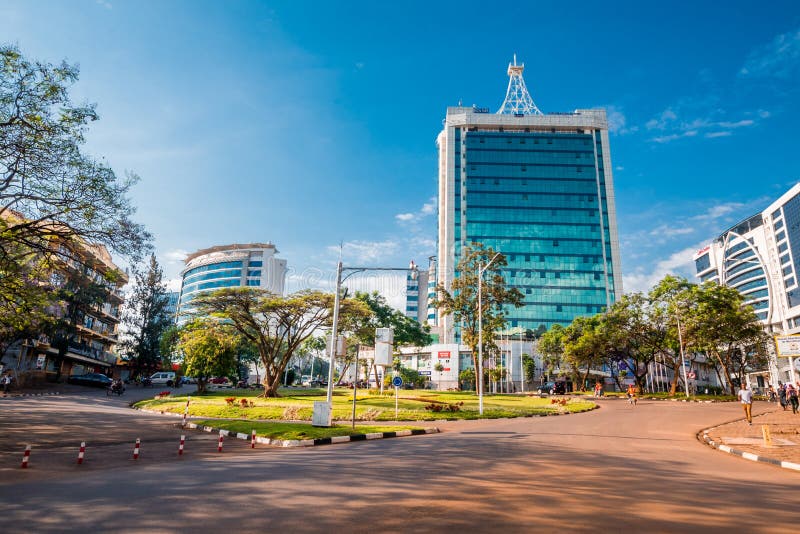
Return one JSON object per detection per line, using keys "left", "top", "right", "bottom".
{"left": 133, "top": 388, "right": 597, "bottom": 422}
{"left": 186, "top": 419, "right": 436, "bottom": 447}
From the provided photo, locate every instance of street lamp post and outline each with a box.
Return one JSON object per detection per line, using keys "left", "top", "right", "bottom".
{"left": 324, "top": 263, "right": 419, "bottom": 421}
{"left": 675, "top": 309, "right": 691, "bottom": 398}
{"left": 477, "top": 252, "right": 501, "bottom": 415}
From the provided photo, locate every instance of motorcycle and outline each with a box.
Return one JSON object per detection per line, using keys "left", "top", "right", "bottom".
{"left": 140, "top": 377, "right": 152, "bottom": 387}
{"left": 107, "top": 380, "right": 125, "bottom": 396}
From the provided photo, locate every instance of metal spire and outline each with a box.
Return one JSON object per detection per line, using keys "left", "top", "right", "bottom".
{"left": 497, "top": 54, "right": 542, "bottom": 115}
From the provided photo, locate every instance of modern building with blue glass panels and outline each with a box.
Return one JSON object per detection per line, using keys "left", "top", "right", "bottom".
{"left": 177, "top": 243, "right": 287, "bottom": 323}
{"left": 437, "top": 61, "right": 622, "bottom": 343}
{"left": 693, "top": 182, "right": 800, "bottom": 385}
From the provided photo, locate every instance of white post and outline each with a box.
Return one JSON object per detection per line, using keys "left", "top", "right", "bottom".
{"left": 326, "top": 262, "right": 343, "bottom": 405}
{"left": 676, "top": 312, "right": 690, "bottom": 397}
{"left": 478, "top": 262, "right": 484, "bottom": 415}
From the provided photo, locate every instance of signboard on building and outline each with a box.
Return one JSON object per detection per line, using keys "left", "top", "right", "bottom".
{"left": 775, "top": 335, "right": 800, "bottom": 357}
{"left": 36, "top": 354, "right": 46, "bottom": 370}
{"left": 437, "top": 351, "right": 451, "bottom": 360}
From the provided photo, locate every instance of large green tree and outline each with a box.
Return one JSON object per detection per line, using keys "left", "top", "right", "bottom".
{"left": 178, "top": 319, "right": 238, "bottom": 394}
{"left": 690, "top": 282, "right": 770, "bottom": 394}
{"left": 434, "top": 242, "right": 523, "bottom": 395}
{"left": 120, "top": 254, "right": 172, "bottom": 376}
{"left": 562, "top": 315, "right": 609, "bottom": 391}
{"left": 190, "top": 288, "right": 371, "bottom": 397}
{"left": 0, "top": 45, "right": 150, "bottom": 272}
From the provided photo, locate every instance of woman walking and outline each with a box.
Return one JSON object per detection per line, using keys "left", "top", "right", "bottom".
{"left": 778, "top": 382, "right": 788, "bottom": 411}
{"left": 787, "top": 383, "right": 799, "bottom": 414}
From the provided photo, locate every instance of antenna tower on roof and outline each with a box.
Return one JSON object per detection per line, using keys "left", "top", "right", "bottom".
{"left": 497, "top": 54, "right": 542, "bottom": 115}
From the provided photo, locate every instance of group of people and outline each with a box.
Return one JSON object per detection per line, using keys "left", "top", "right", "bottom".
{"left": 771, "top": 381, "right": 800, "bottom": 414}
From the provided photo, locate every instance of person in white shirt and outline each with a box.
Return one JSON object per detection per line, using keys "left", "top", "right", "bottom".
{"left": 738, "top": 383, "right": 753, "bottom": 425}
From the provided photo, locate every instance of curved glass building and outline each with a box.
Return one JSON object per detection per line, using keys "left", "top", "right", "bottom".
{"left": 177, "top": 243, "right": 287, "bottom": 321}
{"left": 694, "top": 182, "right": 800, "bottom": 385}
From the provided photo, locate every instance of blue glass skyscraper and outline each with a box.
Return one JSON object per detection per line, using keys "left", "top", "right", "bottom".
{"left": 437, "top": 59, "right": 623, "bottom": 342}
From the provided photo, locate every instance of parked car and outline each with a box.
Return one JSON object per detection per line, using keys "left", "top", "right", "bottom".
{"left": 181, "top": 376, "right": 196, "bottom": 385}
{"left": 68, "top": 373, "right": 113, "bottom": 388}
{"left": 208, "top": 377, "right": 233, "bottom": 388}
{"left": 149, "top": 371, "right": 177, "bottom": 387}
{"left": 552, "top": 381, "right": 567, "bottom": 395}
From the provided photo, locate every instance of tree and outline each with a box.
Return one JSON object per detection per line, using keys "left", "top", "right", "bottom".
{"left": 538, "top": 324, "right": 566, "bottom": 380}
{"left": 691, "top": 282, "right": 770, "bottom": 394}
{"left": 562, "top": 315, "right": 608, "bottom": 391}
{"left": 602, "top": 293, "right": 668, "bottom": 393}
{"left": 191, "top": 288, "right": 371, "bottom": 397}
{"left": 178, "top": 319, "right": 238, "bottom": 394}
{"left": 120, "top": 254, "right": 172, "bottom": 376}
{"left": 351, "top": 291, "right": 432, "bottom": 388}
{"left": 0, "top": 252, "right": 53, "bottom": 359}
{"left": 0, "top": 45, "right": 150, "bottom": 278}
{"left": 434, "top": 242, "right": 523, "bottom": 396}
{"left": 521, "top": 353, "right": 536, "bottom": 384}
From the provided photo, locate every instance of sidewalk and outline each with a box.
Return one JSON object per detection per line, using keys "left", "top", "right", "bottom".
{"left": 703, "top": 404, "right": 800, "bottom": 467}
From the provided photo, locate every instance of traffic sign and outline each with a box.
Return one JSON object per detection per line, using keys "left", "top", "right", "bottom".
{"left": 687, "top": 371, "right": 696, "bottom": 380}
{"left": 392, "top": 376, "right": 403, "bottom": 388}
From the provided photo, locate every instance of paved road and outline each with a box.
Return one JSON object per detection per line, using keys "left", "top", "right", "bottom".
{"left": 1, "top": 392, "right": 798, "bottom": 533}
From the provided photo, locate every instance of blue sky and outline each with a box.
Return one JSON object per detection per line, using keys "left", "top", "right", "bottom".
{"left": 2, "top": 0, "right": 799, "bottom": 307}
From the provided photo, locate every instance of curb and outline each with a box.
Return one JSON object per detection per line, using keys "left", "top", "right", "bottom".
{"left": 698, "top": 413, "right": 800, "bottom": 473}
{"left": 184, "top": 422, "right": 440, "bottom": 448}
{"left": 699, "top": 432, "right": 800, "bottom": 472}
{"left": 0, "top": 391, "right": 62, "bottom": 399}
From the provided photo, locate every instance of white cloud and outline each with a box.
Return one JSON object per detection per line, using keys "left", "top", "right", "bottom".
{"left": 394, "top": 197, "right": 437, "bottom": 224}
{"left": 164, "top": 277, "right": 182, "bottom": 292}
{"left": 718, "top": 119, "right": 754, "bottom": 128}
{"left": 163, "top": 248, "right": 188, "bottom": 265}
{"left": 623, "top": 243, "right": 705, "bottom": 294}
{"left": 691, "top": 202, "right": 745, "bottom": 221}
{"left": 705, "top": 131, "right": 732, "bottom": 139}
{"left": 615, "top": 166, "right": 624, "bottom": 171}
{"left": 605, "top": 105, "right": 638, "bottom": 135}
{"left": 327, "top": 239, "right": 400, "bottom": 264}
{"left": 739, "top": 27, "right": 800, "bottom": 79}
{"left": 96, "top": 0, "right": 112, "bottom": 8}
{"left": 648, "top": 225, "right": 694, "bottom": 237}
{"left": 646, "top": 109, "right": 678, "bottom": 130}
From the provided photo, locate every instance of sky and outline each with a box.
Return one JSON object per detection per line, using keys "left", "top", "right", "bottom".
{"left": 2, "top": 0, "right": 799, "bottom": 309}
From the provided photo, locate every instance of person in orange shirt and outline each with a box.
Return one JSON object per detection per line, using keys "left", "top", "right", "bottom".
{"left": 626, "top": 384, "right": 637, "bottom": 406}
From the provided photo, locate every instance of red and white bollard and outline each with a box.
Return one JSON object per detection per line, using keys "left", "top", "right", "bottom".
{"left": 251, "top": 429, "right": 256, "bottom": 449}
{"left": 77, "top": 442, "right": 86, "bottom": 464}
{"left": 132, "top": 438, "right": 141, "bottom": 460}
{"left": 178, "top": 435, "right": 185, "bottom": 456}
{"left": 182, "top": 396, "right": 191, "bottom": 427}
{"left": 217, "top": 431, "right": 224, "bottom": 453}
{"left": 21, "top": 445, "right": 31, "bottom": 468}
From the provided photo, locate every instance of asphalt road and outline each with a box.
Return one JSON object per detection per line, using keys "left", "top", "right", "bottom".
{"left": 1, "top": 390, "right": 798, "bottom": 533}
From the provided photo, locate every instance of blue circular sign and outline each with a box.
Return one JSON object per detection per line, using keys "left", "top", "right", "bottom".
{"left": 392, "top": 376, "right": 403, "bottom": 388}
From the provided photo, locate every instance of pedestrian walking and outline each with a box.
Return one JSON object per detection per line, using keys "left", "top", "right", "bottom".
{"left": 778, "top": 382, "right": 788, "bottom": 411}
{"left": 626, "top": 384, "right": 637, "bottom": 406}
{"left": 787, "top": 383, "right": 799, "bottom": 414}
{"left": 738, "top": 382, "right": 753, "bottom": 425}
{"left": 1, "top": 372, "right": 12, "bottom": 394}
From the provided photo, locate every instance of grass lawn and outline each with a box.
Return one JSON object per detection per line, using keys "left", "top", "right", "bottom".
{"left": 191, "top": 419, "right": 421, "bottom": 441}
{"left": 135, "top": 388, "right": 596, "bottom": 421}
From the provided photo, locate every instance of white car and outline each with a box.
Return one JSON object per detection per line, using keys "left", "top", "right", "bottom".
{"left": 149, "top": 372, "right": 177, "bottom": 387}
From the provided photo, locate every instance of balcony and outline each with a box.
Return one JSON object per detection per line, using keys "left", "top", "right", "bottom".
{"left": 67, "top": 342, "right": 117, "bottom": 364}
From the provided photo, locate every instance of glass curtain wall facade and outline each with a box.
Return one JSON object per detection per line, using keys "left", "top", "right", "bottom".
{"left": 438, "top": 107, "right": 623, "bottom": 342}
{"left": 177, "top": 243, "right": 287, "bottom": 323}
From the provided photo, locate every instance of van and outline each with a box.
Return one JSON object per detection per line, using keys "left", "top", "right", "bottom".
{"left": 149, "top": 371, "right": 177, "bottom": 387}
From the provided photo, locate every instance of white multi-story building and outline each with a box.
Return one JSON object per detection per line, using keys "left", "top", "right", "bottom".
{"left": 694, "top": 183, "right": 800, "bottom": 386}
{"left": 177, "top": 243, "right": 287, "bottom": 322}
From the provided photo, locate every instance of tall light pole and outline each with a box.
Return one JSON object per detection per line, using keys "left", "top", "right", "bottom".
{"left": 675, "top": 308, "right": 691, "bottom": 398}
{"left": 478, "top": 252, "right": 501, "bottom": 415}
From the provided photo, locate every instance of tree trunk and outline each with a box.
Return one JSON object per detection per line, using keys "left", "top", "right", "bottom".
{"left": 580, "top": 368, "right": 591, "bottom": 392}
{"left": 196, "top": 379, "right": 207, "bottom": 394}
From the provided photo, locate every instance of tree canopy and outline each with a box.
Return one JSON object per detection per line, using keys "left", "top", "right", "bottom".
{"left": 434, "top": 242, "right": 523, "bottom": 395}
{"left": 189, "top": 288, "right": 371, "bottom": 397}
